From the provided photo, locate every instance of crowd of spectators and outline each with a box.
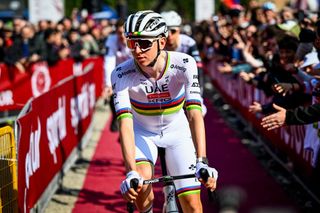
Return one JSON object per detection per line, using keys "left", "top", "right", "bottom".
{"left": 1, "top": 1, "right": 320, "bottom": 128}
{"left": 188, "top": 1, "right": 320, "bottom": 130}
{"left": 0, "top": 8, "right": 114, "bottom": 76}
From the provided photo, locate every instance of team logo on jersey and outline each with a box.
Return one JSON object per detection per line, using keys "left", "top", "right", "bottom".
{"left": 170, "top": 64, "right": 186, "bottom": 72}
{"left": 116, "top": 67, "right": 122, "bottom": 72}
{"left": 145, "top": 84, "right": 171, "bottom": 102}
{"left": 118, "top": 69, "right": 135, "bottom": 78}
{"left": 190, "top": 91, "right": 200, "bottom": 94}
{"left": 191, "top": 82, "right": 200, "bottom": 87}
{"left": 165, "top": 76, "right": 169, "bottom": 83}
{"left": 189, "top": 164, "right": 196, "bottom": 170}
{"left": 183, "top": 58, "right": 189, "bottom": 63}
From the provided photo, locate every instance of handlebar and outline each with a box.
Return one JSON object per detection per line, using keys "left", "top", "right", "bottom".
{"left": 127, "top": 179, "right": 140, "bottom": 213}
{"left": 126, "top": 169, "right": 216, "bottom": 212}
{"left": 199, "top": 168, "right": 217, "bottom": 202}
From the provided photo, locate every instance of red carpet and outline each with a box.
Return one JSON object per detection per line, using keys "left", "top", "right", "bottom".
{"left": 72, "top": 119, "right": 164, "bottom": 213}
{"left": 73, "top": 100, "right": 299, "bottom": 212}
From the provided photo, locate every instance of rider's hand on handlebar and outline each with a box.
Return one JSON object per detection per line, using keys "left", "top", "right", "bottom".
{"left": 120, "top": 171, "right": 143, "bottom": 202}
{"left": 195, "top": 162, "right": 218, "bottom": 191}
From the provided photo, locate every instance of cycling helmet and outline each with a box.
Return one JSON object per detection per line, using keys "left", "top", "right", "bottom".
{"left": 160, "top": 11, "right": 182, "bottom": 28}
{"left": 125, "top": 10, "right": 168, "bottom": 38}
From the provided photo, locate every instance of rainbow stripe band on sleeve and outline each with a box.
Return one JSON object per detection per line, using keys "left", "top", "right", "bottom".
{"left": 176, "top": 185, "right": 201, "bottom": 198}
{"left": 116, "top": 108, "right": 133, "bottom": 120}
{"left": 185, "top": 99, "right": 202, "bottom": 111}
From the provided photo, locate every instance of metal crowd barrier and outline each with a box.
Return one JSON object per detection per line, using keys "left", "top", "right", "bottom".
{"left": 0, "top": 126, "right": 18, "bottom": 213}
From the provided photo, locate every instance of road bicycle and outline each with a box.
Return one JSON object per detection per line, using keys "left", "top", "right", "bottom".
{"left": 127, "top": 148, "right": 215, "bottom": 213}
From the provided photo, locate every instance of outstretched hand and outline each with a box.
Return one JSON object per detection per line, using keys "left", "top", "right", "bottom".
{"left": 261, "top": 104, "right": 286, "bottom": 130}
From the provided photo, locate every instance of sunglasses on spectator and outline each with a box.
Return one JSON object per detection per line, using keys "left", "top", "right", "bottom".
{"left": 126, "top": 38, "right": 158, "bottom": 52}
{"left": 169, "top": 29, "right": 178, "bottom": 34}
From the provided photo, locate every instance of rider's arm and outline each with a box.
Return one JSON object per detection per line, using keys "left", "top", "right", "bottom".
{"left": 111, "top": 66, "right": 136, "bottom": 172}
{"left": 187, "top": 109, "right": 206, "bottom": 158}
{"left": 182, "top": 54, "right": 206, "bottom": 157}
{"left": 119, "top": 117, "right": 137, "bottom": 172}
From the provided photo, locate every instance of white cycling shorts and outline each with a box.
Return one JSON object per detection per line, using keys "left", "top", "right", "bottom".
{"left": 134, "top": 117, "right": 201, "bottom": 197}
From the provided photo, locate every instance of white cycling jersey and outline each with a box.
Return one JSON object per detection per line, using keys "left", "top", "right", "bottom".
{"left": 112, "top": 50, "right": 202, "bottom": 195}
{"left": 104, "top": 34, "right": 132, "bottom": 87}
{"left": 170, "top": 33, "right": 207, "bottom": 115}
{"left": 111, "top": 51, "right": 202, "bottom": 134}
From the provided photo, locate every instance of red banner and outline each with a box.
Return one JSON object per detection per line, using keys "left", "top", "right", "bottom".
{"left": 206, "top": 60, "right": 315, "bottom": 178}
{"left": 17, "top": 62, "right": 99, "bottom": 212}
{"left": 0, "top": 57, "right": 103, "bottom": 112}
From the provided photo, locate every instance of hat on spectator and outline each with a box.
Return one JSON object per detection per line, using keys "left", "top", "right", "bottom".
{"left": 300, "top": 51, "right": 319, "bottom": 69}
{"left": 277, "top": 20, "right": 300, "bottom": 37}
{"left": 262, "top": 2, "right": 276, "bottom": 11}
{"left": 160, "top": 11, "right": 182, "bottom": 28}
{"left": 3, "top": 22, "right": 13, "bottom": 31}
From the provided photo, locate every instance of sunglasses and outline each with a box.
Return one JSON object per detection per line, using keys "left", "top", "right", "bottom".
{"left": 169, "top": 28, "right": 178, "bottom": 35}
{"left": 126, "top": 38, "right": 158, "bottom": 52}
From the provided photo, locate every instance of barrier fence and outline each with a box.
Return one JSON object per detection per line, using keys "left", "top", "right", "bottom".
{"left": 13, "top": 57, "right": 103, "bottom": 212}
{"left": 206, "top": 60, "right": 319, "bottom": 181}
{"left": 0, "top": 126, "right": 18, "bottom": 213}
{"left": 0, "top": 57, "right": 103, "bottom": 112}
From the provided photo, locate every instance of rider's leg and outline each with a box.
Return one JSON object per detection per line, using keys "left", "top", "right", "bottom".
{"left": 133, "top": 127, "right": 159, "bottom": 212}
{"left": 163, "top": 127, "right": 202, "bottom": 212}
{"left": 179, "top": 193, "right": 203, "bottom": 213}
{"left": 135, "top": 162, "right": 154, "bottom": 212}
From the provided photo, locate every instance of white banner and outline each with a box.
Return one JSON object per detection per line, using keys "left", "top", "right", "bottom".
{"left": 29, "top": 0, "right": 64, "bottom": 24}
{"left": 195, "top": 0, "right": 214, "bottom": 22}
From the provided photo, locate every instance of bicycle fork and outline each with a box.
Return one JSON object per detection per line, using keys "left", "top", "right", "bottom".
{"left": 162, "top": 183, "right": 179, "bottom": 213}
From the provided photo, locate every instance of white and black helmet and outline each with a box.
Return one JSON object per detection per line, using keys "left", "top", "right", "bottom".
{"left": 160, "top": 11, "right": 182, "bottom": 28}
{"left": 125, "top": 10, "right": 168, "bottom": 38}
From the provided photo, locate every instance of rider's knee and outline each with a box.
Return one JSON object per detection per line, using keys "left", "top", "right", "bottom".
{"left": 180, "top": 194, "right": 202, "bottom": 213}
{"left": 136, "top": 187, "right": 154, "bottom": 212}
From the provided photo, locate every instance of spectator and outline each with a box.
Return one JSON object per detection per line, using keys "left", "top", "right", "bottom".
{"left": 161, "top": 10, "right": 207, "bottom": 115}
{"left": 79, "top": 22, "right": 100, "bottom": 56}
{"left": 103, "top": 19, "right": 131, "bottom": 132}
{"left": 68, "top": 28, "right": 89, "bottom": 62}
{"left": 261, "top": 52, "right": 320, "bottom": 129}
{"left": 43, "top": 29, "right": 69, "bottom": 66}
{"left": 249, "top": 35, "right": 309, "bottom": 114}
{"left": 4, "top": 24, "right": 46, "bottom": 73}
{"left": 261, "top": 103, "right": 320, "bottom": 129}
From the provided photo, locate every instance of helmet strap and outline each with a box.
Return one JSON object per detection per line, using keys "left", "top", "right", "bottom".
{"left": 147, "top": 40, "right": 161, "bottom": 67}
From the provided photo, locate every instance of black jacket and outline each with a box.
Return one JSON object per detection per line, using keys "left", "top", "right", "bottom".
{"left": 286, "top": 103, "right": 320, "bottom": 125}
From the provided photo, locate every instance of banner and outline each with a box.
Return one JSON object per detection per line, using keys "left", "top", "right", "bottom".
{"left": 17, "top": 64, "right": 97, "bottom": 212}
{"left": 29, "top": 0, "right": 64, "bottom": 24}
{"left": 0, "top": 58, "right": 103, "bottom": 112}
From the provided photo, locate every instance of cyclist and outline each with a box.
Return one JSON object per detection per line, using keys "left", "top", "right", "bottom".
{"left": 112, "top": 10, "right": 218, "bottom": 212}
{"left": 161, "top": 10, "right": 207, "bottom": 116}
{"left": 103, "top": 19, "right": 132, "bottom": 131}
